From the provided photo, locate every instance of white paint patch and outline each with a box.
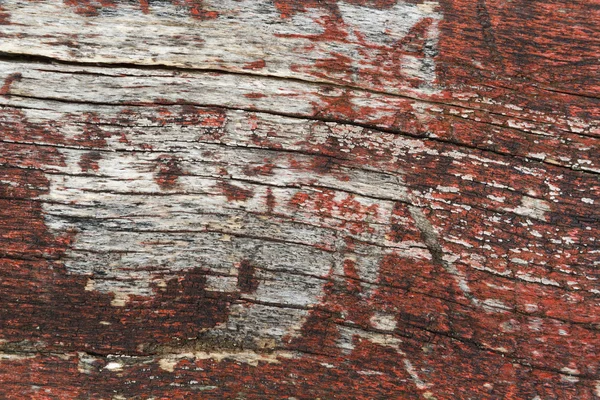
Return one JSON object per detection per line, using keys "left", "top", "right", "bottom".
{"left": 338, "top": 1, "right": 438, "bottom": 41}
{"left": 482, "top": 299, "right": 511, "bottom": 312}
{"left": 523, "top": 304, "right": 539, "bottom": 312}
{"left": 335, "top": 1, "right": 441, "bottom": 89}
{"left": 505, "top": 196, "right": 551, "bottom": 221}
{"left": 104, "top": 361, "right": 124, "bottom": 371}
{"left": 487, "top": 195, "right": 505, "bottom": 203}
{"left": 205, "top": 275, "right": 238, "bottom": 293}
{"left": 111, "top": 292, "right": 130, "bottom": 307}
{"left": 403, "top": 358, "right": 429, "bottom": 390}
{"left": 516, "top": 272, "right": 560, "bottom": 287}
{"left": 560, "top": 374, "right": 579, "bottom": 383}
{"left": 158, "top": 358, "right": 178, "bottom": 372}
{"left": 560, "top": 366, "right": 579, "bottom": 375}
{"left": 0, "top": 0, "right": 441, "bottom": 97}
{"left": 510, "top": 258, "right": 528, "bottom": 266}
{"left": 357, "top": 369, "right": 384, "bottom": 376}
{"left": 84, "top": 279, "right": 95, "bottom": 292}
{"left": 436, "top": 185, "right": 459, "bottom": 193}
{"left": 0, "top": 353, "right": 36, "bottom": 361}
{"left": 36, "top": 106, "right": 441, "bottom": 348}
{"left": 417, "top": 1, "right": 440, "bottom": 14}
{"left": 370, "top": 312, "right": 397, "bottom": 331}
{"left": 193, "top": 350, "right": 292, "bottom": 367}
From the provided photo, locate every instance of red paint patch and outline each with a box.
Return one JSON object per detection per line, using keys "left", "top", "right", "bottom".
{"left": 266, "top": 187, "right": 276, "bottom": 214}
{"left": 310, "top": 156, "right": 335, "bottom": 174}
{"left": 139, "top": 0, "right": 149, "bottom": 14}
{"left": 283, "top": 13, "right": 436, "bottom": 94}
{"left": 289, "top": 189, "right": 379, "bottom": 235}
{"left": 236, "top": 260, "right": 259, "bottom": 294}
{"left": 244, "top": 163, "right": 275, "bottom": 177}
{"left": 63, "top": 0, "right": 218, "bottom": 20}
{"left": 244, "top": 93, "right": 267, "bottom": 99}
{"left": 274, "top": 0, "right": 404, "bottom": 20}
{"left": 78, "top": 151, "right": 102, "bottom": 172}
{"left": 0, "top": 73, "right": 22, "bottom": 96}
{"left": 63, "top": 0, "right": 118, "bottom": 16}
{"left": 218, "top": 181, "right": 254, "bottom": 202}
{"left": 243, "top": 60, "right": 266, "bottom": 70}
{"left": 71, "top": 112, "right": 118, "bottom": 148}
{"left": 182, "top": 0, "right": 219, "bottom": 21}
{"left": 154, "top": 155, "right": 184, "bottom": 190}
{"left": 388, "top": 202, "right": 422, "bottom": 243}
{"left": 0, "top": 5, "right": 11, "bottom": 24}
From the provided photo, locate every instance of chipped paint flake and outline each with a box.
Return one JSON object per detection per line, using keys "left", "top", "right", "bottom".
{"left": 505, "top": 196, "right": 551, "bottom": 221}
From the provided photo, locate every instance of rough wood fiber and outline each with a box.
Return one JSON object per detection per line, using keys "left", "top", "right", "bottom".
{"left": 0, "top": 0, "right": 598, "bottom": 399}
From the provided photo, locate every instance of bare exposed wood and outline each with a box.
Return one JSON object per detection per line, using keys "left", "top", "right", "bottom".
{"left": 0, "top": 1, "right": 598, "bottom": 399}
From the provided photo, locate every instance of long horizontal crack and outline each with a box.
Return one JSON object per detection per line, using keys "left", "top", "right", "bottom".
{"left": 0, "top": 56, "right": 597, "bottom": 176}
{"left": 1, "top": 50, "right": 596, "bottom": 139}
{"left": 6, "top": 92, "right": 598, "bottom": 178}
{"left": 1, "top": 331, "right": 597, "bottom": 381}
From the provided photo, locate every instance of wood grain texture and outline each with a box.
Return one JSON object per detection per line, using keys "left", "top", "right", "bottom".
{"left": 0, "top": 1, "right": 598, "bottom": 399}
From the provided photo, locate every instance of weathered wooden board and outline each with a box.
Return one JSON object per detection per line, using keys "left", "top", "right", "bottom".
{"left": 0, "top": 0, "right": 598, "bottom": 399}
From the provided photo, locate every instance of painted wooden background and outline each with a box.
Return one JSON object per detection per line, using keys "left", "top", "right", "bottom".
{"left": 0, "top": 0, "right": 598, "bottom": 398}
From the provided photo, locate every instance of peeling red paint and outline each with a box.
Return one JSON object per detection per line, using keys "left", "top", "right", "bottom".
{"left": 273, "top": 0, "right": 408, "bottom": 20}
{"left": 266, "top": 187, "right": 276, "bottom": 214}
{"left": 243, "top": 60, "right": 266, "bottom": 70}
{"left": 78, "top": 151, "right": 102, "bottom": 172}
{"left": 244, "top": 162, "right": 275, "bottom": 177}
{"left": 154, "top": 154, "right": 184, "bottom": 190}
{"left": 139, "top": 0, "right": 149, "bottom": 14}
{"left": 289, "top": 189, "right": 380, "bottom": 234}
{"left": 0, "top": 5, "right": 11, "bottom": 25}
{"left": 63, "top": 0, "right": 218, "bottom": 20}
{"left": 181, "top": 0, "right": 219, "bottom": 21}
{"left": 1, "top": 100, "right": 598, "bottom": 398}
{"left": 310, "top": 156, "right": 335, "bottom": 174}
{"left": 1, "top": 0, "right": 599, "bottom": 397}
{"left": 244, "top": 92, "right": 267, "bottom": 99}
{"left": 218, "top": 181, "right": 254, "bottom": 202}
{"left": 237, "top": 260, "right": 259, "bottom": 294}
{"left": 63, "top": 0, "right": 103, "bottom": 16}
{"left": 0, "top": 73, "right": 22, "bottom": 96}
{"left": 277, "top": 4, "right": 438, "bottom": 92}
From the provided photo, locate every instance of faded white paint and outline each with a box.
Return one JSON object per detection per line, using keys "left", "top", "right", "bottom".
{"left": 0, "top": 0, "right": 442, "bottom": 95}
{"left": 505, "top": 196, "right": 551, "bottom": 221}
{"left": 24, "top": 103, "right": 442, "bottom": 348}
{"left": 370, "top": 312, "right": 398, "bottom": 331}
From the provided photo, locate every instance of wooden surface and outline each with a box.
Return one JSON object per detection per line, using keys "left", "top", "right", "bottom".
{"left": 0, "top": 0, "right": 598, "bottom": 398}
